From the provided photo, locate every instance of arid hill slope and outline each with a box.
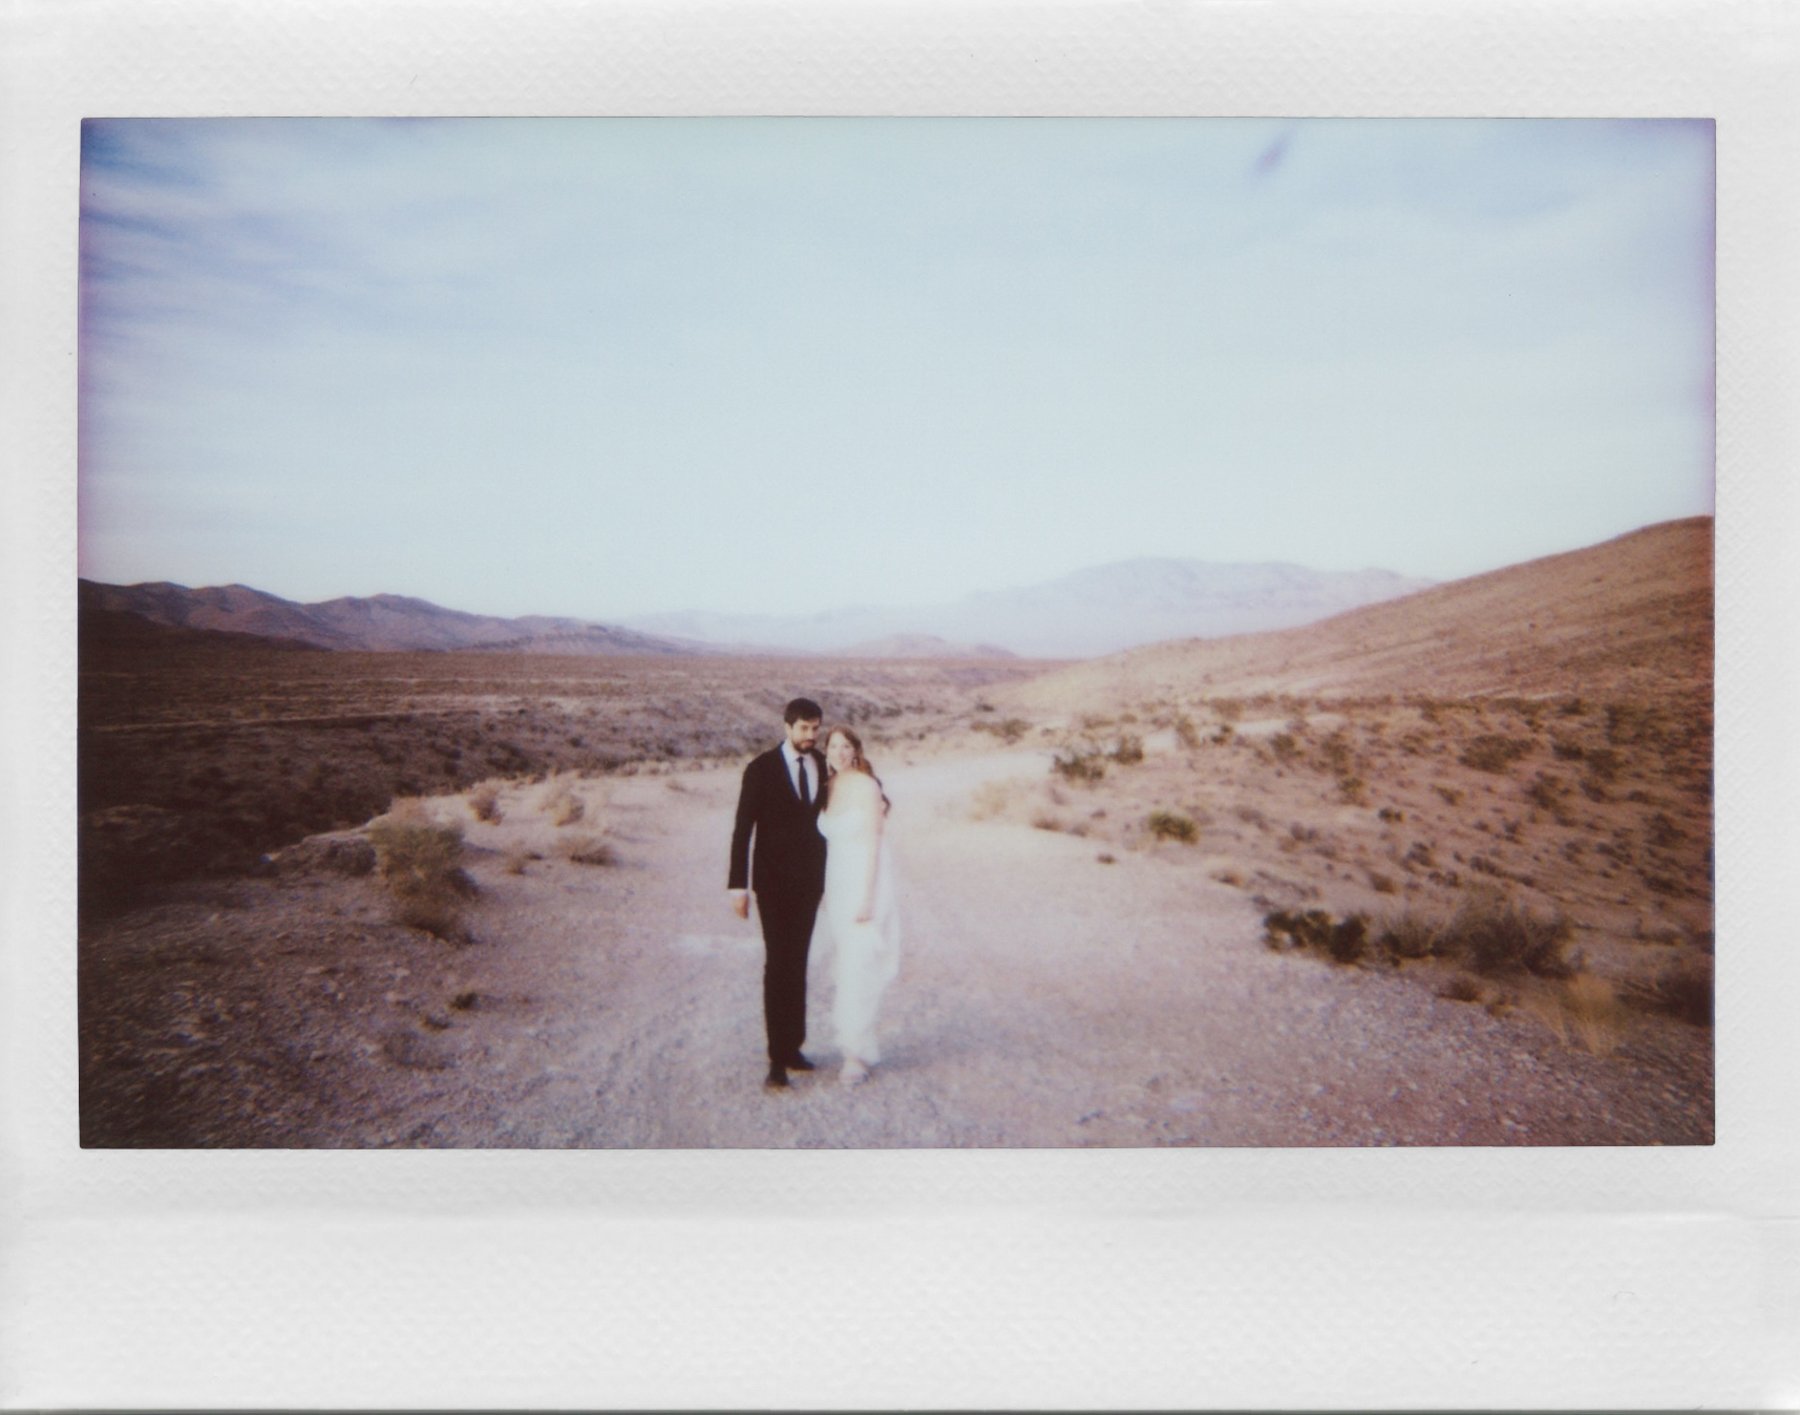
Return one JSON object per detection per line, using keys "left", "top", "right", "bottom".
{"left": 1002, "top": 518, "right": 1712, "bottom": 713}
{"left": 79, "top": 579, "right": 701, "bottom": 656}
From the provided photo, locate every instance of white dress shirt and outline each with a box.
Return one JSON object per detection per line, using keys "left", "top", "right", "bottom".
{"left": 781, "top": 740, "right": 813, "bottom": 801}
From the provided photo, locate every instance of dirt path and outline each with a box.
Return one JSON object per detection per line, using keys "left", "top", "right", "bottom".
{"left": 78, "top": 746, "right": 1713, "bottom": 1148}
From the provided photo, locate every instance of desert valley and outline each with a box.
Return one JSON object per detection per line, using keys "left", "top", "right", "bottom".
{"left": 77, "top": 518, "right": 1714, "bottom": 1147}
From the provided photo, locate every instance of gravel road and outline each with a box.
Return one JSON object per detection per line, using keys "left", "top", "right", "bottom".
{"left": 78, "top": 747, "right": 1713, "bottom": 1148}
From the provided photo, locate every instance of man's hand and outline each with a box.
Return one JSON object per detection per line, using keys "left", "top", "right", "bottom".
{"left": 730, "top": 890, "right": 750, "bottom": 920}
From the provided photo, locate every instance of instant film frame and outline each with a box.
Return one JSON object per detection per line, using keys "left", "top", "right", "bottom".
{"left": 4, "top": 0, "right": 1797, "bottom": 1407}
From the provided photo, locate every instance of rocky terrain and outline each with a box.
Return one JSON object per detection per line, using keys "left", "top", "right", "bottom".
{"left": 77, "top": 518, "right": 1713, "bottom": 1148}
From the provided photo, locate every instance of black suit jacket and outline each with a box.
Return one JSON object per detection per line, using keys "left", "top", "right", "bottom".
{"left": 728, "top": 745, "right": 828, "bottom": 903}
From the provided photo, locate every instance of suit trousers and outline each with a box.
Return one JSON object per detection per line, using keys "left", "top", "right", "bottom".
{"left": 756, "top": 888, "right": 820, "bottom": 1063}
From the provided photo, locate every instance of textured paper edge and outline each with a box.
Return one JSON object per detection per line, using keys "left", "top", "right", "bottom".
{"left": 3, "top": 0, "right": 1797, "bottom": 1408}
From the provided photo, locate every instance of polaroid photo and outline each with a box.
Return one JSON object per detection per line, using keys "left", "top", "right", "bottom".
{"left": 3, "top": 0, "right": 1796, "bottom": 1408}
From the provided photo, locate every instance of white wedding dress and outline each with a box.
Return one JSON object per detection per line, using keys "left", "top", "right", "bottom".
{"left": 816, "top": 790, "right": 902, "bottom": 1073}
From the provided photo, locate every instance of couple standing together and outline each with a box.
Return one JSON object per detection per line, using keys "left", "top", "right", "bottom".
{"left": 728, "top": 698, "right": 901, "bottom": 1091}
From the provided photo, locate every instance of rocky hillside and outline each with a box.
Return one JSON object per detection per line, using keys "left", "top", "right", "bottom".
{"left": 79, "top": 580, "right": 700, "bottom": 656}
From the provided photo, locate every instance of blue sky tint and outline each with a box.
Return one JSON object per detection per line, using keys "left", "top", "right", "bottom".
{"left": 78, "top": 118, "right": 1715, "bottom": 619}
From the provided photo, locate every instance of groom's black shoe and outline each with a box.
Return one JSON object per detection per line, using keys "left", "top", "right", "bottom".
{"left": 783, "top": 1053, "right": 816, "bottom": 1072}
{"left": 764, "top": 1063, "right": 790, "bottom": 1090}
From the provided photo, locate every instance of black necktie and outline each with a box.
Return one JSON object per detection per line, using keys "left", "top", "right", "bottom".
{"left": 797, "top": 757, "right": 811, "bottom": 806}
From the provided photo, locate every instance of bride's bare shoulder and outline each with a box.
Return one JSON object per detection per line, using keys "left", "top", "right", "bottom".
{"left": 832, "top": 770, "right": 881, "bottom": 802}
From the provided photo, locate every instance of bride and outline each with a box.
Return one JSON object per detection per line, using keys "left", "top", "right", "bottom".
{"left": 817, "top": 725, "right": 902, "bottom": 1085}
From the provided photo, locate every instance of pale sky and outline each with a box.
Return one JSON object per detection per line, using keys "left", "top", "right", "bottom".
{"left": 77, "top": 118, "right": 1715, "bottom": 620}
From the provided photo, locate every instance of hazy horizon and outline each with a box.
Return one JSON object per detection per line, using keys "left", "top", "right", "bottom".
{"left": 78, "top": 512, "right": 1710, "bottom": 628}
{"left": 78, "top": 118, "right": 1715, "bottom": 621}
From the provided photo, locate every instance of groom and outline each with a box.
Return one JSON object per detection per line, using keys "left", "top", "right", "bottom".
{"left": 728, "top": 697, "right": 829, "bottom": 1090}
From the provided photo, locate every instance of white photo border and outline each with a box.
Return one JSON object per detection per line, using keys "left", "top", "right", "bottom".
{"left": 4, "top": 0, "right": 1796, "bottom": 1408}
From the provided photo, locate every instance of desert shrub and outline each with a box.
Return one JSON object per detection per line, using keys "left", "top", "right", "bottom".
{"left": 1209, "top": 697, "right": 1244, "bottom": 723}
{"left": 1438, "top": 976, "right": 1484, "bottom": 1004}
{"left": 1583, "top": 747, "right": 1622, "bottom": 782}
{"left": 1146, "top": 810, "right": 1199, "bottom": 844}
{"left": 1442, "top": 891, "right": 1574, "bottom": 979}
{"left": 1525, "top": 773, "right": 1564, "bottom": 810}
{"left": 1628, "top": 955, "right": 1713, "bottom": 1026}
{"left": 1318, "top": 730, "right": 1354, "bottom": 774}
{"left": 1110, "top": 733, "right": 1145, "bottom": 765}
{"left": 1460, "top": 735, "right": 1533, "bottom": 773}
{"left": 541, "top": 782, "right": 585, "bottom": 826}
{"left": 1235, "top": 804, "right": 1268, "bottom": 829}
{"left": 1378, "top": 806, "right": 1405, "bottom": 824}
{"left": 1551, "top": 737, "right": 1586, "bottom": 761}
{"left": 1377, "top": 911, "right": 1444, "bottom": 961}
{"left": 1645, "top": 811, "right": 1686, "bottom": 848}
{"left": 1605, "top": 702, "right": 1658, "bottom": 745}
{"left": 973, "top": 716, "right": 1031, "bottom": 744}
{"left": 1511, "top": 700, "right": 1547, "bottom": 732}
{"left": 559, "top": 834, "right": 616, "bottom": 866}
{"left": 1052, "top": 749, "right": 1106, "bottom": 784}
{"left": 368, "top": 812, "right": 472, "bottom": 941}
{"left": 1323, "top": 913, "right": 1368, "bottom": 964}
{"left": 1263, "top": 908, "right": 1322, "bottom": 951}
{"left": 1174, "top": 715, "right": 1202, "bottom": 750}
{"left": 1369, "top": 871, "right": 1398, "bottom": 895}
{"left": 468, "top": 782, "right": 503, "bottom": 823}
{"left": 1270, "top": 733, "right": 1302, "bottom": 763}
{"left": 1263, "top": 908, "right": 1370, "bottom": 965}
{"left": 1433, "top": 785, "right": 1462, "bottom": 806}
{"left": 1337, "top": 775, "right": 1368, "bottom": 805}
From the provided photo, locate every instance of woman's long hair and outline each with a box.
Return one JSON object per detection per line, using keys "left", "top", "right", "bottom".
{"left": 823, "top": 725, "right": 890, "bottom": 811}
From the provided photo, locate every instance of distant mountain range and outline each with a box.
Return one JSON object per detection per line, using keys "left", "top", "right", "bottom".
{"left": 624, "top": 559, "right": 1435, "bottom": 658}
{"left": 78, "top": 580, "right": 702, "bottom": 656}
{"left": 80, "top": 555, "right": 1436, "bottom": 660}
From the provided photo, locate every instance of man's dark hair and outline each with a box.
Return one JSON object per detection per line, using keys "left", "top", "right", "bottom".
{"left": 784, "top": 697, "right": 823, "bottom": 725}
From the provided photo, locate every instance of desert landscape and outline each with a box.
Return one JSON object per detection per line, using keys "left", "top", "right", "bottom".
{"left": 77, "top": 518, "right": 1713, "bottom": 1148}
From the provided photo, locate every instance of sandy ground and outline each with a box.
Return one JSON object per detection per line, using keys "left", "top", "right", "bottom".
{"left": 79, "top": 742, "right": 1712, "bottom": 1148}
